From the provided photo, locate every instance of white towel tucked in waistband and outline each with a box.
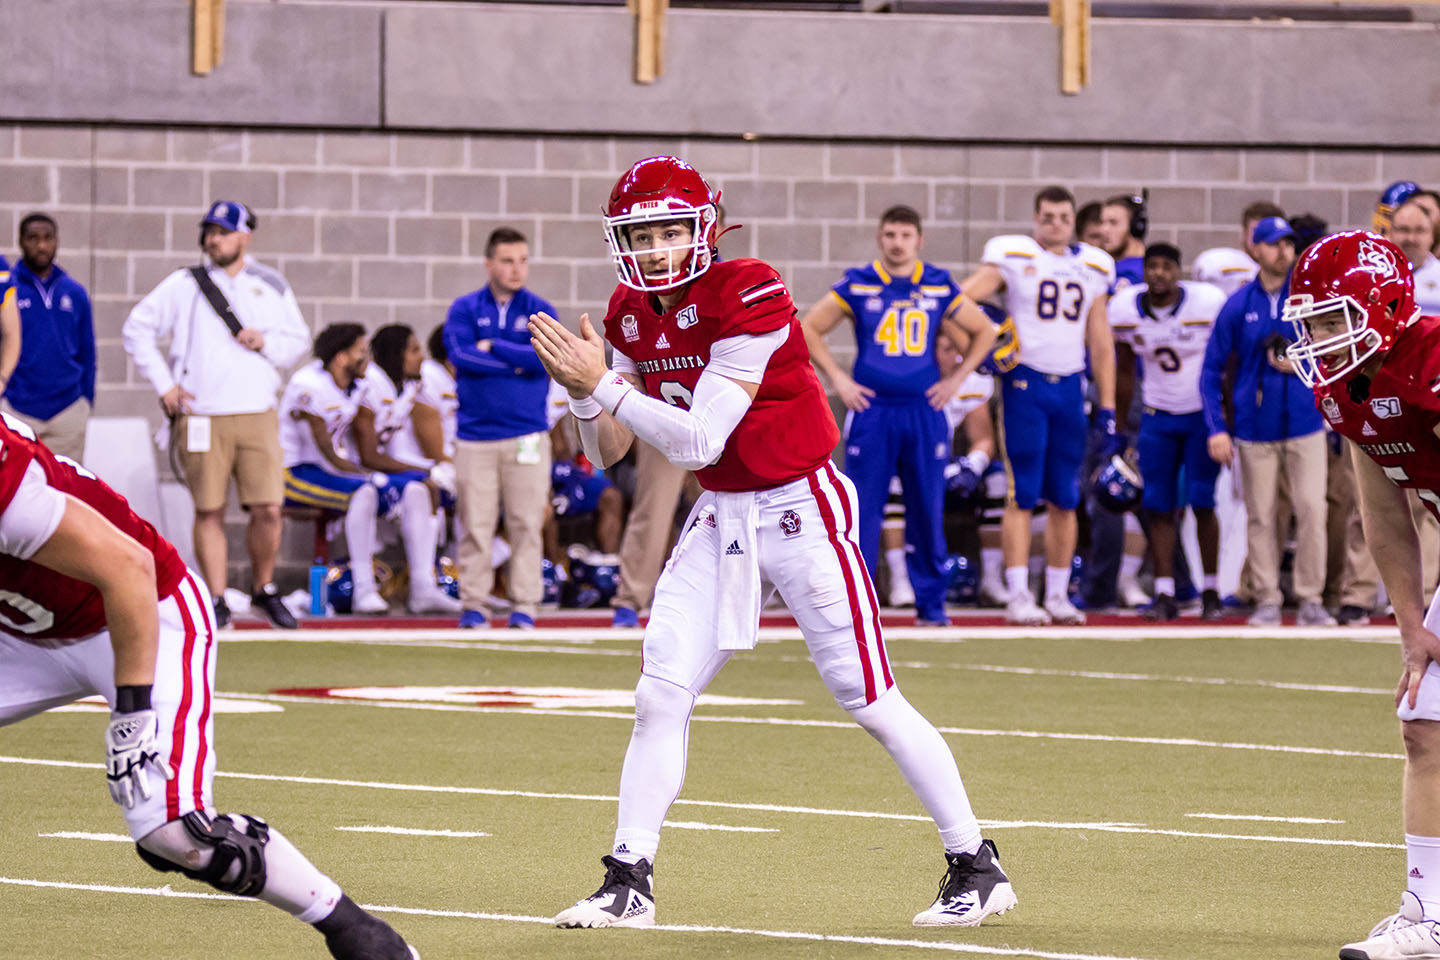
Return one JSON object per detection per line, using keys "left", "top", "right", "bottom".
{"left": 714, "top": 489, "right": 761, "bottom": 651}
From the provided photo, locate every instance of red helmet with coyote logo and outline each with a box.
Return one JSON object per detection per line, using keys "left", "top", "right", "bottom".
{"left": 603, "top": 156, "right": 721, "bottom": 292}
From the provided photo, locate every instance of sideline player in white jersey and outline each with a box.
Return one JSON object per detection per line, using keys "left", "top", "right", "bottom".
{"left": 354, "top": 324, "right": 459, "bottom": 614}
{"left": 0, "top": 411, "right": 419, "bottom": 959}
{"left": 1192, "top": 201, "right": 1285, "bottom": 299}
{"left": 961, "top": 185, "right": 1120, "bottom": 626}
{"left": 1110, "top": 243, "right": 1228, "bottom": 621}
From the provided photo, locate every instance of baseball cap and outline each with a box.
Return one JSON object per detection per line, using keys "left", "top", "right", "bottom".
{"left": 1374, "top": 180, "right": 1421, "bottom": 231}
{"left": 200, "top": 200, "right": 253, "bottom": 234}
{"left": 1250, "top": 216, "right": 1296, "bottom": 246}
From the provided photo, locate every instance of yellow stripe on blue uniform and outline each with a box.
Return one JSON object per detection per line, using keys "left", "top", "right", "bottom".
{"left": 828, "top": 289, "right": 855, "bottom": 315}
{"left": 284, "top": 470, "right": 355, "bottom": 509}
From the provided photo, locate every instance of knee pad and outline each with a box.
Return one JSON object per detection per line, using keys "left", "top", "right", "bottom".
{"left": 632, "top": 674, "right": 695, "bottom": 731}
{"left": 136, "top": 811, "right": 270, "bottom": 897}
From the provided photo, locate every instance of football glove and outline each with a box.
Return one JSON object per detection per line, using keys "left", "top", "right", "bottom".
{"left": 945, "top": 460, "right": 984, "bottom": 500}
{"left": 428, "top": 460, "right": 456, "bottom": 497}
{"left": 105, "top": 707, "right": 174, "bottom": 809}
{"left": 1093, "top": 408, "right": 1127, "bottom": 459}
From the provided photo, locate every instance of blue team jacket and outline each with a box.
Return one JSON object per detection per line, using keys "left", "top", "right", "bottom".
{"left": 7, "top": 260, "right": 95, "bottom": 420}
{"left": 1199, "top": 273, "right": 1322, "bottom": 443}
{"left": 443, "top": 285, "right": 553, "bottom": 442}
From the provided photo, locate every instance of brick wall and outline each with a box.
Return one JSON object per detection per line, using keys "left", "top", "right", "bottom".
{"left": 1, "top": 125, "right": 1434, "bottom": 427}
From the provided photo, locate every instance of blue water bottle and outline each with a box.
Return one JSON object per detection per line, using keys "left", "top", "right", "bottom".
{"left": 309, "top": 560, "right": 327, "bottom": 616}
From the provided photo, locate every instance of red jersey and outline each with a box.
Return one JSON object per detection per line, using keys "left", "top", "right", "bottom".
{"left": 0, "top": 414, "right": 187, "bottom": 644}
{"left": 1314, "top": 314, "right": 1440, "bottom": 519}
{"left": 602, "top": 258, "right": 840, "bottom": 492}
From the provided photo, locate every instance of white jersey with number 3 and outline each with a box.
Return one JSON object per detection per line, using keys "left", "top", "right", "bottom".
{"left": 981, "top": 235, "right": 1114, "bottom": 377}
{"left": 1109, "top": 280, "right": 1226, "bottom": 415}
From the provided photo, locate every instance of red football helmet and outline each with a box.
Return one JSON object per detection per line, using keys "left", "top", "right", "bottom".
{"left": 1283, "top": 230, "right": 1419, "bottom": 387}
{"left": 603, "top": 156, "right": 721, "bottom": 292}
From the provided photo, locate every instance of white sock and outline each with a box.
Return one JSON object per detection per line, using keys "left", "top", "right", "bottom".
{"left": 849, "top": 690, "right": 981, "bottom": 856}
{"left": 1407, "top": 834, "right": 1440, "bottom": 914}
{"left": 1154, "top": 576, "right": 1175, "bottom": 597}
{"left": 345, "top": 485, "right": 379, "bottom": 596}
{"left": 1044, "top": 566, "right": 1070, "bottom": 601}
{"left": 981, "top": 548, "right": 1003, "bottom": 583}
{"left": 1005, "top": 566, "right": 1029, "bottom": 598}
{"left": 885, "top": 547, "right": 908, "bottom": 582}
{"left": 1203, "top": 574, "right": 1218, "bottom": 591}
{"left": 1119, "top": 553, "right": 1143, "bottom": 583}
{"left": 400, "top": 483, "right": 440, "bottom": 600}
{"left": 614, "top": 675, "right": 695, "bottom": 865}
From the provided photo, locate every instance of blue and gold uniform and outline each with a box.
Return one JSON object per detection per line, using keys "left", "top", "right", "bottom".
{"left": 831, "top": 259, "right": 963, "bottom": 621}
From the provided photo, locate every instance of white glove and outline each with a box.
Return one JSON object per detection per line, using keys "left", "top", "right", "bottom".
{"left": 369, "top": 472, "right": 390, "bottom": 489}
{"left": 428, "top": 460, "right": 457, "bottom": 496}
{"left": 104, "top": 710, "right": 174, "bottom": 809}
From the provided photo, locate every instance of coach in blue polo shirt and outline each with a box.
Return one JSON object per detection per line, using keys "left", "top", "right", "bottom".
{"left": 4, "top": 213, "right": 94, "bottom": 462}
{"left": 444, "top": 226, "right": 556, "bottom": 629}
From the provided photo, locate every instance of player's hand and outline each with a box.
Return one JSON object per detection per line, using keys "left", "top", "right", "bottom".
{"left": 1207, "top": 432, "right": 1234, "bottom": 466}
{"left": 160, "top": 385, "right": 195, "bottom": 417}
{"left": 236, "top": 328, "right": 266, "bottom": 352}
{"left": 925, "top": 372, "right": 965, "bottom": 411}
{"left": 1093, "top": 409, "right": 1127, "bottom": 459}
{"left": 427, "top": 460, "right": 456, "bottom": 497}
{"left": 835, "top": 374, "right": 875, "bottom": 412}
{"left": 945, "top": 460, "right": 983, "bottom": 500}
{"left": 104, "top": 709, "right": 174, "bottom": 809}
{"left": 1398, "top": 624, "right": 1440, "bottom": 709}
{"left": 530, "top": 312, "right": 608, "bottom": 398}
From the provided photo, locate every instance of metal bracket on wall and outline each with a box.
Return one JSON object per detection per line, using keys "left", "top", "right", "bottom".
{"left": 1049, "top": 0, "right": 1090, "bottom": 94}
{"left": 192, "top": 0, "right": 225, "bottom": 76}
{"left": 628, "top": 0, "right": 668, "bottom": 84}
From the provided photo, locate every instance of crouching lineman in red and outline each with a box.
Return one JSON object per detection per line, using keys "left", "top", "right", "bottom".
{"left": 530, "top": 156, "right": 1015, "bottom": 929}
{"left": 0, "top": 414, "right": 418, "bottom": 959}
{"left": 1286, "top": 231, "right": 1440, "bottom": 960}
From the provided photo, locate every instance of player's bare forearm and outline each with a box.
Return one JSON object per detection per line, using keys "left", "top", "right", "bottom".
{"left": 1086, "top": 305, "right": 1118, "bottom": 409}
{"left": 412, "top": 403, "right": 449, "bottom": 463}
{"left": 304, "top": 414, "right": 365, "bottom": 475}
{"left": 943, "top": 303, "right": 998, "bottom": 383}
{"left": 1352, "top": 445, "right": 1428, "bottom": 632}
{"left": 960, "top": 265, "right": 1003, "bottom": 302}
{"left": 354, "top": 409, "right": 427, "bottom": 475}
{"left": 30, "top": 495, "right": 159, "bottom": 688}
{"left": 0, "top": 297, "right": 20, "bottom": 382}
{"left": 800, "top": 298, "right": 849, "bottom": 386}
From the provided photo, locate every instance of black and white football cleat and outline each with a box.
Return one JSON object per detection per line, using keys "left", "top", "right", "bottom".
{"left": 912, "top": 838, "right": 1017, "bottom": 927}
{"left": 316, "top": 894, "right": 420, "bottom": 959}
{"left": 554, "top": 855, "right": 655, "bottom": 928}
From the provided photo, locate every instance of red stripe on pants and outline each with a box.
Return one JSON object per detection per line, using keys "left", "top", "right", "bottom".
{"left": 808, "top": 468, "right": 877, "bottom": 704}
{"left": 823, "top": 462, "right": 894, "bottom": 690}
{"left": 186, "top": 575, "right": 216, "bottom": 811}
{"left": 166, "top": 584, "right": 199, "bottom": 821}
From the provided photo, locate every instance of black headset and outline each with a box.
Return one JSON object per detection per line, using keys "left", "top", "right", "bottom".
{"left": 1128, "top": 189, "right": 1149, "bottom": 241}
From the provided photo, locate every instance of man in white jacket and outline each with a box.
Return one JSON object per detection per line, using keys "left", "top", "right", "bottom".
{"left": 122, "top": 201, "right": 311, "bottom": 629}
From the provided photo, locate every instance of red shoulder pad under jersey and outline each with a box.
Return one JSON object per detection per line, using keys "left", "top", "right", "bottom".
{"left": 706, "top": 259, "right": 795, "bottom": 339}
{"left": 1385, "top": 315, "right": 1440, "bottom": 413}
{"left": 0, "top": 416, "right": 38, "bottom": 515}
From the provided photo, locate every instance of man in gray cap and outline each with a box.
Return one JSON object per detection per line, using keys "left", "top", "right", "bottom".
{"left": 122, "top": 201, "right": 311, "bottom": 629}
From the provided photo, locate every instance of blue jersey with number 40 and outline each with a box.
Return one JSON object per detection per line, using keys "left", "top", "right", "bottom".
{"left": 830, "top": 260, "right": 964, "bottom": 399}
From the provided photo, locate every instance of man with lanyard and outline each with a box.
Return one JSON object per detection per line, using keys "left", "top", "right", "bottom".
{"left": 802, "top": 204, "right": 997, "bottom": 625}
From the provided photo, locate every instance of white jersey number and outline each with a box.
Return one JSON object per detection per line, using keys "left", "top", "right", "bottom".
{"left": 1381, "top": 464, "right": 1440, "bottom": 513}
{"left": 0, "top": 590, "right": 56, "bottom": 634}
{"left": 660, "top": 381, "right": 694, "bottom": 410}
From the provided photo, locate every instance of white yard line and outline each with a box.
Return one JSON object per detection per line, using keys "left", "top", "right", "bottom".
{"left": 38, "top": 831, "right": 131, "bottom": 842}
{"left": 663, "top": 821, "right": 779, "bottom": 833}
{"left": 0, "top": 875, "right": 1163, "bottom": 960}
{"left": 1186, "top": 813, "right": 1345, "bottom": 824}
{"left": 334, "top": 826, "right": 490, "bottom": 838}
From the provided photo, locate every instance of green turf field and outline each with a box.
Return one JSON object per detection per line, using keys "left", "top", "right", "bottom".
{"left": 0, "top": 626, "right": 1413, "bottom": 959}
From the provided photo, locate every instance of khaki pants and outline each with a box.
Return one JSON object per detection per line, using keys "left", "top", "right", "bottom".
{"left": 455, "top": 432, "right": 551, "bottom": 618}
{"left": 175, "top": 410, "right": 284, "bottom": 511}
{"left": 3, "top": 397, "right": 90, "bottom": 464}
{"left": 1237, "top": 431, "right": 1328, "bottom": 607}
{"left": 614, "top": 440, "right": 689, "bottom": 612}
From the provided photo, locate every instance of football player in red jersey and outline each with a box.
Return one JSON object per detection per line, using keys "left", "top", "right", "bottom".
{"left": 1285, "top": 231, "right": 1440, "bottom": 959}
{"left": 530, "top": 156, "right": 1014, "bottom": 930}
{"left": 0, "top": 414, "right": 418, "bottom": 959}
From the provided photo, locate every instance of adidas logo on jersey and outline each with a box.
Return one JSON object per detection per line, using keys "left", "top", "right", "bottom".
{"left": 1362, "top": 421, "right": 1378, "bottom": 437}
{"left": 725, "top": 540, "right": 743, "bottom": 556}
{"left": 655, "top": 333, "right": 671, "bottom": 350}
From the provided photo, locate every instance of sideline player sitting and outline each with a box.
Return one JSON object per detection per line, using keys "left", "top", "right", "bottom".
{"left": 1110, "top": 243, "right": 1228, "bottom": 622}
{"left": 1283, "top": 231, "right": 1440, "bottom": 959}
{"left": 278, "top": 324, "right": 448, "bottom": 615}
{"left": 531, "top": 156, "right": 1014, "bottom": 930}
{"left": 353, "top": 324, "right": 459, "bottom": 614}
{"left": 961, "top": 185, "right": 1120, "bottom": 626}
{"left": 0, "top": 412, "right": 418, "bottom": 958}
{"left": 802, "top": 204, "right": 997, "bottom": 626}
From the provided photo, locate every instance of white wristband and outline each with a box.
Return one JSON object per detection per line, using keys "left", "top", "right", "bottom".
{"left": 590, "top": 372, "right": 634, "bottom": 414}
{"left": 964, "top": 449, "right": 991, "bottom": 474}
{"left": 568, "top": 393, "right": 604, "bottom": 421}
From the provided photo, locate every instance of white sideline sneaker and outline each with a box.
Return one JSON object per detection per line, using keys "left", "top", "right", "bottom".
{"left": 1340, "top": 891, "right": 1440, "bottom": 959}
{"left": 1117, "top": 577, "right": 1151, "bottom": 609}
{"left": 1005, "top": 590, "right": 1051, "bottom": 626}
{"left": 351, "top": 590, "right": 388, "bottom": 615}
{"left": 554, "top": 856, "right": 655, "bottom": 928}
{"left": 889, "top": 577, "right": 916, "bottom": 608}
{"left": 979, "top": 580, "right": 1011, "bottom": 607}
{"left": 914, "top": 839, "right": 1017, "bottom": 927}
{"left": 1043, "top": 594, "right": 1086, "bottom": 625}
{"left": 408, "top": 590, "right": 462, "bottom": 615}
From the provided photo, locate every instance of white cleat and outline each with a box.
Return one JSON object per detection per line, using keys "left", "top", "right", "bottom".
{"left": 407, "top": 590, "right": 463, "bottom": 615}
{"left": 889, "top": 578, "right": 916, "bottom": 608}
{"left": 351, "top": 590, "right": 389, "bottom": 615}
{"left": 1043, "top": 594, "right": 1086, "bottom": 625}
{"left": 1117, "top": 578, "right": 1151, "bottom": 609}
{"left": 1005, "top": 590, "right": 1052, "bottom": 626}
{"left": 1340, "top": 891, "right": 1440, "bottom": 959}
{"left": 979, "top": 580, "right": 1011, "bottom": 607}
{"left": 554, "top": 856, "right": 656, "bottom": 929}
